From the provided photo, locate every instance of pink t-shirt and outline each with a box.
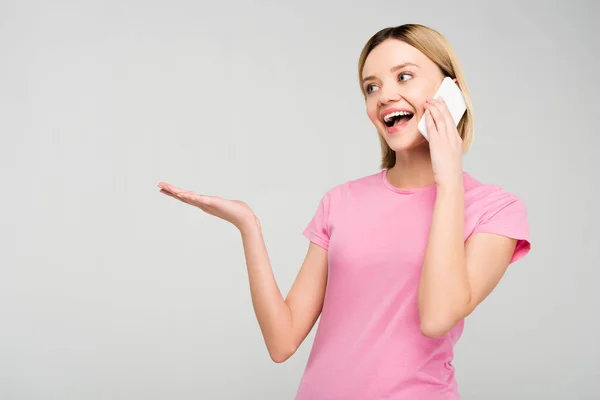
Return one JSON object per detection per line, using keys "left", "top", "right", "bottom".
{"left": 295, "top": 169, "right": 531, "bottom": 399}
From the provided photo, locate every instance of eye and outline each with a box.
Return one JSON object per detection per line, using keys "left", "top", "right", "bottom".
{"left": 398, "top": 72, "right": 413, "bottom": 82}
{"left": 365, "top": 84, "right": 379, "bottom": 94}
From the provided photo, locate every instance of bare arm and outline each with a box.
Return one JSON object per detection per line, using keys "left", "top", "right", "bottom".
{"left": 241, "top": 221, "right": 328, "bottom": 363}
{"left": 418, "top": 98, "right": 519, "bottom": 338}
{"left": 157, "top": 182, "right": 327, "bottom": 363}
{"left": 418, "top": 185, "right": 517, "bottom": 338}
{"left": 418, "top": 184, "right": 469, "bottom": 337}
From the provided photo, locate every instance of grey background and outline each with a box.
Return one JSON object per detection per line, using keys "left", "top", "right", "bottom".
{"left": 1, "top": 0, "right": 598, "bottom": 399}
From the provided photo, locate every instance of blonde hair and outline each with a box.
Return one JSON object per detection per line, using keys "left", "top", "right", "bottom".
{"left": 358, "top": 24, "right": 475, "bottom": 169}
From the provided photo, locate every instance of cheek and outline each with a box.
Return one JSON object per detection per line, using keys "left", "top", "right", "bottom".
{"left": 405, "top": 89, "right": 426, "bottom": 108}
{"left": 407, "top": 82, "right": 437, "bottom": 111}
{"left": 366, "top": 100, "right": 380, "bottom": 124}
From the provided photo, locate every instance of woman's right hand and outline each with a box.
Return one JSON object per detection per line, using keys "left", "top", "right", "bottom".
{"left": 157, "top": 182, "right": 259, "bottom": 232}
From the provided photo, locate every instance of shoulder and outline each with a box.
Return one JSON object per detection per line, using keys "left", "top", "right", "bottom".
{"left": 463, "top": 171, "right": 531, "bottom": 262}
{"left": 306, "top": 170, "right": 384, "bottom": 221}
{"left": 302, "top": 171, "right": 384, "bottom": 247}
{"left": 463, "top": 171, "right": 528, "bottom": 215}
{"left": 317, "top": 170, "right": 384, "bottom": 201}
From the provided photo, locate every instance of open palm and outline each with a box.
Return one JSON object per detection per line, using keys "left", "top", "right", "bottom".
{"left": 157, "top": 182, "right": 257, "bottom": 231}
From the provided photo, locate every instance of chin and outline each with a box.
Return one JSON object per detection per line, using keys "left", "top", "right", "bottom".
{"left": 381, "top": 129, "right": 428, "bottom": 152}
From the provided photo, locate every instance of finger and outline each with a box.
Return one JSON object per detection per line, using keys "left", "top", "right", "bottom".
{"left": 429, "top": 99, "right": 448, "bottom": 140}
{"left": 424, "top": 102, "right": 440, "bottom": 140}
{"left": 438, "top": 97, "right": 461, "bottom": 143}
{"left": 178, "top": 191, "right": 217, "bottom": 210}
{"left": 158, "top": 183, "right": 175, "bottom": 194}
{"left": 424, "top": 108, "right": 438, "bottom": 142}
{"left": 160, "top": 188, "right": 179, "bottom": 199}
{"left": 426, "top": 99, "right": 447, "bottom": 138}
{"left": 158, "top": 182, "right": 186, "bottom": 196}
{"left": 158, "top": 184, "right": 222, "bottom": 217}
{"left": 160, "top": 188, "right": 185, "bottom": 201}
{"left": 180, "top": 194, "right": 218, "bottom": 216}
{"left": 176, "top": 191, "right": 198, "bottom": 204}
{"left": 157, "top": 182, "right": 173, "bottom": 191}
{"left": 160, "top": 189, "right": 196, "bottom": 207}
{"left": 162, "top": 190, "right": 216, "bottom": 214}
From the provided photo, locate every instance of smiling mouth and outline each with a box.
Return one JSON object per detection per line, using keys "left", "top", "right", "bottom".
{"left": 383, "top": 111, "right": 414, "bottom": 128}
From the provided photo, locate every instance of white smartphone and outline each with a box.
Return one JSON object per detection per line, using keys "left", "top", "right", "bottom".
{"left": 417, "top": 76, "right": 467, "bottom": 140}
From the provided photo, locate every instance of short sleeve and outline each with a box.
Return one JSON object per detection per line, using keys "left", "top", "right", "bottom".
{"left": 471, "top": 190, "right": 531, "bottom": 264}
{"left": 302, "top": 192, "right": 331, "bottom": 250}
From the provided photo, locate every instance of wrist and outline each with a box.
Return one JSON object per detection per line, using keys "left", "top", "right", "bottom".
{"left": 238, "top": 214, "right": 261, "bottom": 236}
{"left": 436, "top": 172, "right": 464, "bottom": 192}
{"left": 436, "top": 181, "right": 464, "bottom": 198}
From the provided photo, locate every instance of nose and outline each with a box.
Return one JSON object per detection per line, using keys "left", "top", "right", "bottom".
{"left": 377, "top": 86, "right": 402, "bottom": 106}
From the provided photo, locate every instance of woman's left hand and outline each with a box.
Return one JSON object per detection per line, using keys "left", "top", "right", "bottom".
{"left": 424, "top": 97, "right": 464, "bottom": 189}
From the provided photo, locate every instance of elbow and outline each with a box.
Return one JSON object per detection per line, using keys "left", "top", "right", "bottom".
{"left": 270, "top": 351, "right": 291, "bottom": 364}
{"left": 419, "top": 306, "right": 470, "bottom": 339}
{"left": 420, "top": 317, "right": 454, "bottom": 339}
{"left": 268, "top": 343, "right": 298, "bottom": 364}
{"left": 419, "top": 294, "right": 472, "bottom": 338}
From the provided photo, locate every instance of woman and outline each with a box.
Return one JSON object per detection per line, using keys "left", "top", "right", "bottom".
{"left": 158, "top": 24, "right": 531, "bottom": 399}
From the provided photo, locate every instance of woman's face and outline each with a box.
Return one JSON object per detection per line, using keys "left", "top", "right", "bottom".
{"left": 361, "top": 39, "right": 446, "bottom": 152}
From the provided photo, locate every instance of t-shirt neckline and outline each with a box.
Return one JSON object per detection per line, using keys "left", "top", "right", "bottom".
{"left": 380, "top": 169, "right": 438, "bottom": 194}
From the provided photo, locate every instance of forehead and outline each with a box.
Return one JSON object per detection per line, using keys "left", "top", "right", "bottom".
{"left": 362, "top": 39, "right": 433, "bottom": 77}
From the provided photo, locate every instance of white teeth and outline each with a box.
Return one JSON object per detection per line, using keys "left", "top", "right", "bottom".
{"left": 383, "top": 111, "right": 412, "bottom": 122}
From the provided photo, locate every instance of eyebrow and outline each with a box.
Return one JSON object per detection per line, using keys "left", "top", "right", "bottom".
{"left": 361, "top": 63, "right": 419, "bottom": 84}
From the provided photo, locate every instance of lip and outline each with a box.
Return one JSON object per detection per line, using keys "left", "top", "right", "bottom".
{"left": 379, "top": 107, "right": 414, "bottom": 123}
{"left": 380, "top": 107, "right": 415, "bottom": 134}
{"left": 385, "top": 114, "right": 414, "bottom": 134}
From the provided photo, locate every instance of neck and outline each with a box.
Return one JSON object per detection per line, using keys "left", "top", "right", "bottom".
{"left": 386, "top": 143, "right": 436, "bottom": 189}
